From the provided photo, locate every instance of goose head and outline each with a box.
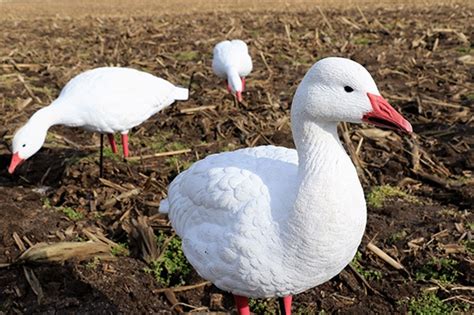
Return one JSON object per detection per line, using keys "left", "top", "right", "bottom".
{"left": 226, "top": 73, "right": 244, "bottom": 102}
{"left": 8, "top": 124, "right": 47, "bottom": 174}
{"left": 292, "top": 57, "right": 412, "bottom": 133}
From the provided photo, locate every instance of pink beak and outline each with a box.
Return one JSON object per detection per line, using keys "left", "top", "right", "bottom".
{"left": 363, "top": 93, "right": 412, "bottom": 133}
{"left": 8, "top": 152, "right": 24, "bottom": 174}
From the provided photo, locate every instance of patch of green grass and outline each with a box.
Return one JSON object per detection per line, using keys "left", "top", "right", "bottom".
{"left": 111, "top": 242, "right": 129, "bottom": 256}
{"left": 294, "top": 304, "right": 318, "bottom": 315}
{"left": 456, "top": 46, "right": 471, "bottom": 54}
{"left": 462, "top": 240, "right": 474, "bottom": 254}
{"left": 354, "top": 36, "right": 371, "bottom": 45}
{"left": 415, "top": 258, "right": 460, "bottom": 285}
{"left": 407, "top": 291, "right": 470, "bottom": 315}
{"left": 248, "top": 299, "right": 276, "bottom": 315}
{"left": 389, "top": 229, "right": 408, "bottom": 244}
{"left": 174, "top": 51, "right": 199, "bottom": 61}
{"left": 350, "top": 251, "right": 382, "bottom": 280}
{"left": 144, "top": 231, "right": 192, "bottom": 287}
{"left": 61, "top": 206, "right": 84, "bottom": 221}
{"left": 43, "top": 198, "right": 84, "bottom": 221}
{"left": 85, "top": 257, "right": 101, "bottom": 270}
{"left": 45, "top": 132, "right": 56, "bottom": 143}
{"left": 167, "top": 141, "right": 188, "bottom": 151}
{"left": 165, "top": 156, "right": 192, "bottom": 171}
{"left": 93, "top": 212, "right": 104, "bottom": 219}
{"left": 465, "top": 94, "right": 474, "bottom": 101}
{"left": 221, "top": 143, "right": 237, "bottom": 152}
{"left": 103, "top": 147, "right": 121, "bottom": 160}
{"left": 367, "top": 185, "right": 419, "bottom": 208}
{"left": 42, "top": 197, "right": 52, "bottom": 209}
{"left": 148, "top": 132, "right": 188, "bottom": 153}
{"left": 467, "top": 222, "right": 474, "bottom": 231}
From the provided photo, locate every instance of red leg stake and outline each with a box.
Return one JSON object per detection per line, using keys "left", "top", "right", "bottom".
{"left": 107, "top": 134, "right": 118, "bottom": 154}
{"left": 121, "top": 133, "right": 129, "bottom": 158}
{"left": 234, "top": 295, "right": 250, "bottom": 315}
{"left": 283, "top": 296, "right": 292, "bottom": 315}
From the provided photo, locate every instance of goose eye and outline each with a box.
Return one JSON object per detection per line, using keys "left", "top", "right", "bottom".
{"left": 22, "top": 144, "right": 26, "bottom": 147}
{"left": 344, "top": 86, "right": 354, "bottom": 93}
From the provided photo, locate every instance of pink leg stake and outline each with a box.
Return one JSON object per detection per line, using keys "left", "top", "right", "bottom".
{"left": 241, "top": 77, "right": 246, "bottom": 91}
{"left": 283, "top": 296, "right": 292, "bottom": 315}
{"left": 107, "top": 134, "right": 118, "bottom": 153}
{"left": 234, "top": 295, "right": 250, "bottom": 315}
{"left": 121, "top": 133, "right": 129, "bottom": 158}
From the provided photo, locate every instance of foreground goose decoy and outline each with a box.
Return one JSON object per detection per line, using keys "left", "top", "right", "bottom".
{"left": 212, "top": 39, "right": 252, "bottom": 102}
{"left": 160, "top": 57, "right": 412, "bottom": 315}
{"left": 8, "top": 67, "right": 189, "bottom": 176}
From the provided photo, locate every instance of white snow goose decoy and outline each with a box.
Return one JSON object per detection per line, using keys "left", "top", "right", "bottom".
{"left": 160, "top": 57, "right": 412, "bottom": 315}
{"left": 8, "top": 67, "right": 189, "bottom": 175}
{"left": 212, "top": 39, "right": 252, "bottom": 102}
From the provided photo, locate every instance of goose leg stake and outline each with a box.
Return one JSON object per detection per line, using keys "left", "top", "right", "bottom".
{"left": 278, "top": 296, "right": 292, "bottom": 315}
{"left": 233, "top": 295, "right": 250, "bottom": 315}
{"left": 121, "top": 132, "right": 129, "bottom": 159}
{"left": 107, "top": 134, "right": 118, "bottom": 153}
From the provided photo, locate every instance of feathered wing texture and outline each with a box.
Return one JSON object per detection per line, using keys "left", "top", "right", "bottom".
{"left": 212, "top": 40, "right": 253, "bottom": 79}
{"left": 56, "top": 67, "right": 187, "bottom": 133}
{"left": 164, "top": 146, "right": 300, "bottom": 297}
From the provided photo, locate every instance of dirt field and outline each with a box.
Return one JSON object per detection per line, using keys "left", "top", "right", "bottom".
{"left": 0, "top": 0, "right": 473, "bottom": 314}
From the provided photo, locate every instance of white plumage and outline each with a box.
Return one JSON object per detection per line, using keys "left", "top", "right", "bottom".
{"left": 161, "top": 57, "right": 412, "bottom": 305}
{"left": 212, "top": 40, "right": 252, "bottom": 101}
{"left": 8, "top": 67, "right": 188, "bottom": 173}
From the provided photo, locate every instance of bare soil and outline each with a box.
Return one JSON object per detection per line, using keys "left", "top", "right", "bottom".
{"left": 0, "top": 3, "right": 473, "bottom": 314}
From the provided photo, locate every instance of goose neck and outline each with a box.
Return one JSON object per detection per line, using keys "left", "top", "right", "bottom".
{"left": 283, "top": 116, "right": 365, "bottom": 262}
{"left": 226, "top": 67, "right": 242, "bottom": 92}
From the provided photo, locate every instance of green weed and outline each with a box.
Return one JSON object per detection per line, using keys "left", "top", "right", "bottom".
{"left": 85, "top": 257, "right": 101, "bottom": 270}
{"left": 456, "top": 47, "right": 471, "bottom": 54}
{"left": 144, "top": 231, "right": 192, "bottom": 287}
{"left": 367, "top": 185, "right": 419, "bottom": 208}
{"left": 294, "top": 304, "right": 318, "bottom": 315}
{"left": 42, "top": 197, "right": 52, "bottom": 209}
{"left": 43, "top": 195, "right": 84, "bottom": 222}
{"left": 389, "top": 230, "right": 408, "bottom": 244}
{"left": 111, "top": 242, "right": 129, "bottom": 256}
{"left": 415, "top": 258, "right": 460, "bottom": 285}
{"left": 248, "top": 298, "right": 276, "bottom": 315}
{"left": 350, "top": 251, "right": 382, "bottom": 280}
{"left": 462, "top": 240, "right": 474, "bottom": 254}
{"left": 103, "top": 147, "right": 120, "bottom": 160}
{"left": 354, "top": 37, "right": 371, "bottom": 45}
{"left": 407, "top": 291, "right": 470, "bottom": 314}
{"left": 61, "top": 206, "right": 84, "bottom": 221}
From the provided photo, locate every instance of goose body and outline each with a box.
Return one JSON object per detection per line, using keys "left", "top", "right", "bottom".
{"left": 212, "top": 40, "right": 252, "bottom": 101}
{"left": 161, "top": 57, "right": 412, "bottom": 314}
{"left": 54, "top": 67, "right": 188, "bottom": 133}
{"left": 9, "top": 67, "right": 188, "bottom": 173}
{"left": 164, "top": 143, "right": 365, "bottom": 297}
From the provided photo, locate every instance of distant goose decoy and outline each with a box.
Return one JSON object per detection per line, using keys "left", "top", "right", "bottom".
{"left": 212, "top": 39, "right": 252, "bottom": 102}
{"left": 8, "top": 67, "right": 189, "bottom": 176}
{"left": 160, "top": 57, "right": 412, "bottom": 315}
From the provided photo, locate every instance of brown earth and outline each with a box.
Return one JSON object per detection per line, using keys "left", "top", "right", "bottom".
{"left": 0, "top": 2, "right": 473, "bottom": 314}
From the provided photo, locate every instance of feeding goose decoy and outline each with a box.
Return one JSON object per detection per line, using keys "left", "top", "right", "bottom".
{"left": 8, "top": 67, "right": 189, "bottom": 176}
{"left": 212, "top": 39, "right": 252, "bottom": 102}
